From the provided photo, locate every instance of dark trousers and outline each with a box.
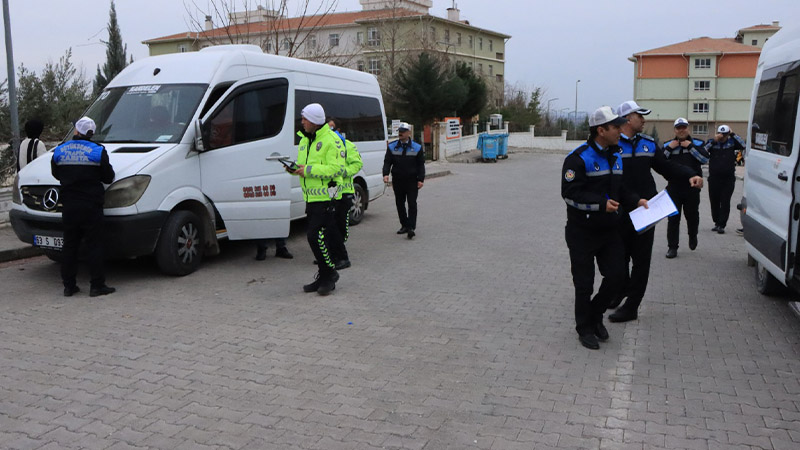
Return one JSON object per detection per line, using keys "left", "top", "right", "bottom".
{"left": 61, "top": 202, "right": 106, "bottom": 289}
{"left": 305, "top": 202, "right": 345, "bottom": 273}
{"left": 256, "top": 238, "right": 287, "bottom": 252}
{"left": 565, "top": 223, "right": 625, "bottom": 335}
{"left": 332, "top": 194, "right": 352, "bottom": 261}
{"left": 393, "top": 178, "right": 419, "bottom": 230}
{"left": 708, "top": 174, "right": 735, "bottom": 228}
{"left": 619, "top": 216, "right": 656, "bottom": 311}
{"left": 666, "top": 186, "right": 700, "bottom": 250}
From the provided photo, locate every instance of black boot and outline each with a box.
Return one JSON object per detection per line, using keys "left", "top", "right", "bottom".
{"left": 275, "top": 247, "right": 293, "bottom": 259}
{"left": 317, "top": 269, "right": 339, "bottom": 296}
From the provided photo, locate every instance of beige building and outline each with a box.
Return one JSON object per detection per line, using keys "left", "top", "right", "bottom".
{"left": 143, "top": 0, "right": 509, "bottom": 106}
{"left": 630, "top": 22, "right": 780, "bottom": 141}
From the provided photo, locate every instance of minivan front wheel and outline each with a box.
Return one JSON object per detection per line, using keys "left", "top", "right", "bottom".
{"left": 755, "top": 260, "right": 782, "bottom": 296}
{"left": 155, "top": 210, "right": 204, "bottom": 276}
{"left": 349, "top": 183, "right": 367, "bottom": 226}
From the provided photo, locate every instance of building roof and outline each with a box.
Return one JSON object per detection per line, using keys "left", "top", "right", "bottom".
{"left": 738, "top": 23, "right": 781, "bottom": 32}
{"left": 633, "top": 37, "right": 761, "bottom": 56}
{"left": 144, "top": 7, "right": 509, "bottom": 44}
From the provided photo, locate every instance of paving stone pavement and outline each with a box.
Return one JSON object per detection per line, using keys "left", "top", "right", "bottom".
{"left": 1, "top": 151, "right": 799, "bottom": 450}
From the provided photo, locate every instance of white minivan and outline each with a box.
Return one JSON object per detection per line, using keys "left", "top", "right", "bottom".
{"left": 741, "top": 24, "right": 800, "bottom": 294}
{"left": 10, "top": 45, "right": 388, "bottom": 275}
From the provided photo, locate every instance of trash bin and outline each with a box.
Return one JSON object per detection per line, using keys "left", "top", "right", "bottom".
{"left": 478, "top": 133, "right": 498, "bottom": 162}
{"left": 496, "top": 133, "right": 509, "bottom": 159}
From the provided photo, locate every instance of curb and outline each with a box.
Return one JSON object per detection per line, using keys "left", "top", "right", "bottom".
{"left": 0, "top": 246, "right": 44, "bottom": 263}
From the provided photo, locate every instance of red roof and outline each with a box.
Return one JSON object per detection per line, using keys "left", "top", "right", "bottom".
{"left": 634, "top": 37, "right": 761, "bottom": 56}
{"left": 738, "top": 24, "right": 781, "bottom": 31}
{"left": 145, "top": 8, "right": 424, "bottom": 43}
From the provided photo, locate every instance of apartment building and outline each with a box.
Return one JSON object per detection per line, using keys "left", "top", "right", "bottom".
{"left": 630, "top": 22, "right": 780, "bottom": 141}
{"left": 142, "top": 0, "right": 509, "bottom": 106}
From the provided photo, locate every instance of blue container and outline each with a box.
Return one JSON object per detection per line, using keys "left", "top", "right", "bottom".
{"left": 478, "top": 133, "right": 498, "bottom": 162}
{"left": 496, "top": 133, "right": 509, "bottom": 159}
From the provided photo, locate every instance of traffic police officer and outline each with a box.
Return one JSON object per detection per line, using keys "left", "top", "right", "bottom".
{"left": 704, "top": 124, "right": 745, "bottom": 234}
{"left": 383, "top": 122, "right": 425, "bottom": 239}
{"left": 562, "top": 106, "right": 646, "bottom": 349}
{"left": 51, "top": 116, "right": 116, "bottom": 297}
{"left": 663, "top": 118, "right": 710, "bottom": 258}
{"left": 608, "top": 101, "right": 703, "bottom": 323}
{"left": 328, "top": 118, "right": 363, "bottom": 269}
{"left": 289, "top": 103, "right": 347, "bottom": 296}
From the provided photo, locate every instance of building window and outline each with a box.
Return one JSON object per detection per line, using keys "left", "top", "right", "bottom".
{"left": 468, "top": 61, "right": 473, "bottom": 70}
{"left": 178, "top": 45, "right": 187, "bottom": 53}
{"left": 329, "top": 33, "right": 340, "bottom": 47}
{"left": 694, "top": 80, "right": 711, "bottom": 91}
{"left": 695, "top": 58, "right": 711, "bottom": 69}
{"left": 693, "top": 102, "right": 709, "bottom": 113}
{"left": 489, "top": 39, "right": 493, "bottom": 51}
{"left": 479, "top": 37, "right": 483, "bottom": 50}
{"left": 456, "top": 32, "right": 462, "bottom": 46}
{"left": 357, "top": 60, "right": 365, "bottom": 72}
{"left": 307, "top": 35, "right": 317, "bottom": 51}
{"left": 478, "top": 63, "right": 483, "bottom": 74}
{"left": 693, "top": 124, "right": 708, "bottom": 135}
{"left": 752, "top": 39, "right": 758, "bottom": 45}
{"left": 367, "top": 27, "right": 381, "bottom": 46}
{"left": 430, "top": 26, "right": 436, "bottom": 42}
{"left": 368, "top": 58, "right": 381, "bottom": 75}
{"left": 357, "top": 31, "right": 364, "bottom": 45}
{"left": 496, "top": 74, "right": 503, "bottom": 83}
{"left": 468, "top": 35, "right": 473, "bottom": 48}
{"left": 266, "top": 40, "right": 273, "bottom": 52}
{"left": 281, "top": 38, "right": 290, "bottom": 51}
{"left": 444, "top": 29, "right": 450, "bottom": 44}
{"left": 489, "top": 65, "right": 493, "bottom": 76}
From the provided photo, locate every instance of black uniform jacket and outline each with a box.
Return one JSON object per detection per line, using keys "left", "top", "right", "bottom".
{"left": 619, "top": 133, "right": 696, "bottom": 200}
{"left": 383, "top": 139, "right": 425, "bottom": 182}
{"left": 562, "top": 140, "right": 640, "bottom": 230}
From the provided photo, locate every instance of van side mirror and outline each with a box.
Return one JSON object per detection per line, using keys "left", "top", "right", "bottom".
{"left": 194, "top": 119, "right": 207, "bottom": 152}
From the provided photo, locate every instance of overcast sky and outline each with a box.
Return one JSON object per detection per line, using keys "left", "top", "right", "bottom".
{"left": 2, "top": 0, "right": 798, "bottom": 115}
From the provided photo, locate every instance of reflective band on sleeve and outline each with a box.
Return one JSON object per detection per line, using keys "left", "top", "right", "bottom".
{"left": 585, "top": 169, "right": 611, "bottom": 177}
{"left": 690, "top": 148, "right": 709, "bottom": 164}
{"left": 564, "top": 198, "right": 600, "bottom": 211}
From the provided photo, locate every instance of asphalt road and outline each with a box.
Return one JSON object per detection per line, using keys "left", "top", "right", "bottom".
{"left": 2, "top": 151, "right": 800, "bottom": 450}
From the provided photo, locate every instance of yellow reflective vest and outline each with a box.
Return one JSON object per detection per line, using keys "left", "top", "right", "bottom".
{"left": 296, "top": 126, "right": 346, "bottom": 203}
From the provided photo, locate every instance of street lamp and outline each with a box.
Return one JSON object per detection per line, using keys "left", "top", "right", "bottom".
{"left": 547, "top": 98, "right": 559, "bottom": 128}
{"left": 573, "top": 79, "right": 581, "bottom": 139}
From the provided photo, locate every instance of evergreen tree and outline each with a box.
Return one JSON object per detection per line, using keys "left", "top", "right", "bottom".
{"left": 93, "top": 0, "right": 128, "bottom": 97}
{"left": 453, "top": 62, "right": 487, "bottom": 127}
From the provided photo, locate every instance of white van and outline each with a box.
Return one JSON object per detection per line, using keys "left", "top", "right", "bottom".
{"left": 10, "top": 45, "right": 387, "bottom": 275}
{"left": 741, "top": 24, "right": 800, "bottom": 294}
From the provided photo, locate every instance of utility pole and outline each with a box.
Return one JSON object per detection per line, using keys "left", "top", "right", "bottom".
{"left": 573, "top": 79, "right": 580, "bottom": 140}
{"left": 547, "top": 98, "right": 559, "bottom": 129}
{"left": 3, "top": 0, "right": 20, "bottom": 155}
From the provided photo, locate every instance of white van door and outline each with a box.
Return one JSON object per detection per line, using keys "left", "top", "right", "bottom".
{"left": 198, "top": 77, "right": 295, "bottom": 240}
{"left": 744, "top": 60, "right": 800, "bottom": 281}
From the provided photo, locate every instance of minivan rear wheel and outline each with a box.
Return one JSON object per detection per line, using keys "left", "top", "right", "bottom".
{"left": 755, "top": 260, "right": 783, "bottom": 296}
{"left": 155, "top": 210, "right": 204, "bottom": 276}
{"left": 349, "top": 183, "right": 367, "bottom": 226}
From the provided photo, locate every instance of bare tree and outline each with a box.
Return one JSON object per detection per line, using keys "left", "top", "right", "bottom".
{"left": 183, "top": 0, "right": 346, "bottom": 63}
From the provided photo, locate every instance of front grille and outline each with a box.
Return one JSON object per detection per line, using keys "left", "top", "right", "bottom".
{"left": 21, "top": 185, "right": 63, "bottom": 213}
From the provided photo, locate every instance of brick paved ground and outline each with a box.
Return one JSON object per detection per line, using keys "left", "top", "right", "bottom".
{"left": 1, "top": 151, "right": 800, "bottom": 449}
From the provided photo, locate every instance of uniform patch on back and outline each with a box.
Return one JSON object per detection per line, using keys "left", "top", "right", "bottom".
{"left": 565, "top": 169, "right": 575, "bottom": 182}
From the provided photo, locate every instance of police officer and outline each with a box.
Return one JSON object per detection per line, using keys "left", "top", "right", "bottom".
{"left": 663, "top": 118, "right": 710, "bottom": 258}
{"left": 51, "top": 117, "right": 116, "bottom": 297}
{"left": 288, "top": 103, "right": 347, "bottom": 296}
{"left": 705, "top": 125, "right": 745, "bottom": 234}
{"left": 383, "top": 122, "right": 425, "bottom": 239}
{"left": 328, "top": 118, "right": 363, "bottom": 269}
{"left": 562, "top": 106, "right": 647, "bottom": 349}
{"left": 608, "top": 101, "right": 703, "bottom": 323}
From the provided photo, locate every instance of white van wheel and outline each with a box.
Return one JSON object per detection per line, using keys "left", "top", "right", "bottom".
{"left": 349, "top": 184, "right": 367, "bottom": 226}
{"left": 156, "top": 210, "right": 204, "bottom": 276}
{"left": 755, "top": 261, "right": 782, "bottom": 296}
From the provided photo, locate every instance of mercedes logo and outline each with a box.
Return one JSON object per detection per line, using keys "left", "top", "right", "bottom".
{"left": 42, "top": 188, "right": 59, "bottom": 211}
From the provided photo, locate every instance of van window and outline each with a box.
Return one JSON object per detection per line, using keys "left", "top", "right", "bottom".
{"left": 84, "top": 84, "right": 207, "bottom": 144}
{"left": 294, "top": 90, "right": 384, "bottom": 144}
{"left": 751, "top": 61, "right": 800, "bottom": 156}
{"left": 204, "top": 79, "right": 288, "bottom": 151}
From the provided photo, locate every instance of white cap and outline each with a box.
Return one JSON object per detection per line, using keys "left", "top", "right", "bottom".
{"left": 616, "top": 100, "right": 651, "bottom": 117}
{"left": 589, "top": 106, "right": 627, "bottom": 127}
{"left": 75, "top": 116, "right": 96, "bottom": 135}
{"left": 301, "top": 103, "right": 326, "bottom": 126}
{"left": 398, "top": 122, "right": 411, "bottom": 132}
{"left": 717, "top": 124, "right": 731, "bottom": 134}
{"left": 674, "top": 117, "right": 689, "bottom": 127}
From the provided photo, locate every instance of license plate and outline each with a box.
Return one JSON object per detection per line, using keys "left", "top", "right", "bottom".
{"left": 33, "top": 235, "right": 63, "bottom": 249}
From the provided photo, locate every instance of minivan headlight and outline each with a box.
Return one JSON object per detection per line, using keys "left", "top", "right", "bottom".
{"left": 104, "top": 175, "right": 151, "bottom": 208}
{"left": 12, "top": 174, "right": 21, "bottom": 204}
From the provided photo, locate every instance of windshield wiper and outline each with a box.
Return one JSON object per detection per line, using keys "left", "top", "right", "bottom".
{"left": 102, "top": 139, "right": 150, "bottom": 144}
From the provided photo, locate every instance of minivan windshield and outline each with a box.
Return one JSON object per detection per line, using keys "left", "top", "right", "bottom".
{"left": 82, "top": 84, "right": 207, "bottom": 144}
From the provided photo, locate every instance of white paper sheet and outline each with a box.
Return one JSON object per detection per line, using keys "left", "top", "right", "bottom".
{"left": 629, "top": 189, "right": 679, "bottom": 233}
